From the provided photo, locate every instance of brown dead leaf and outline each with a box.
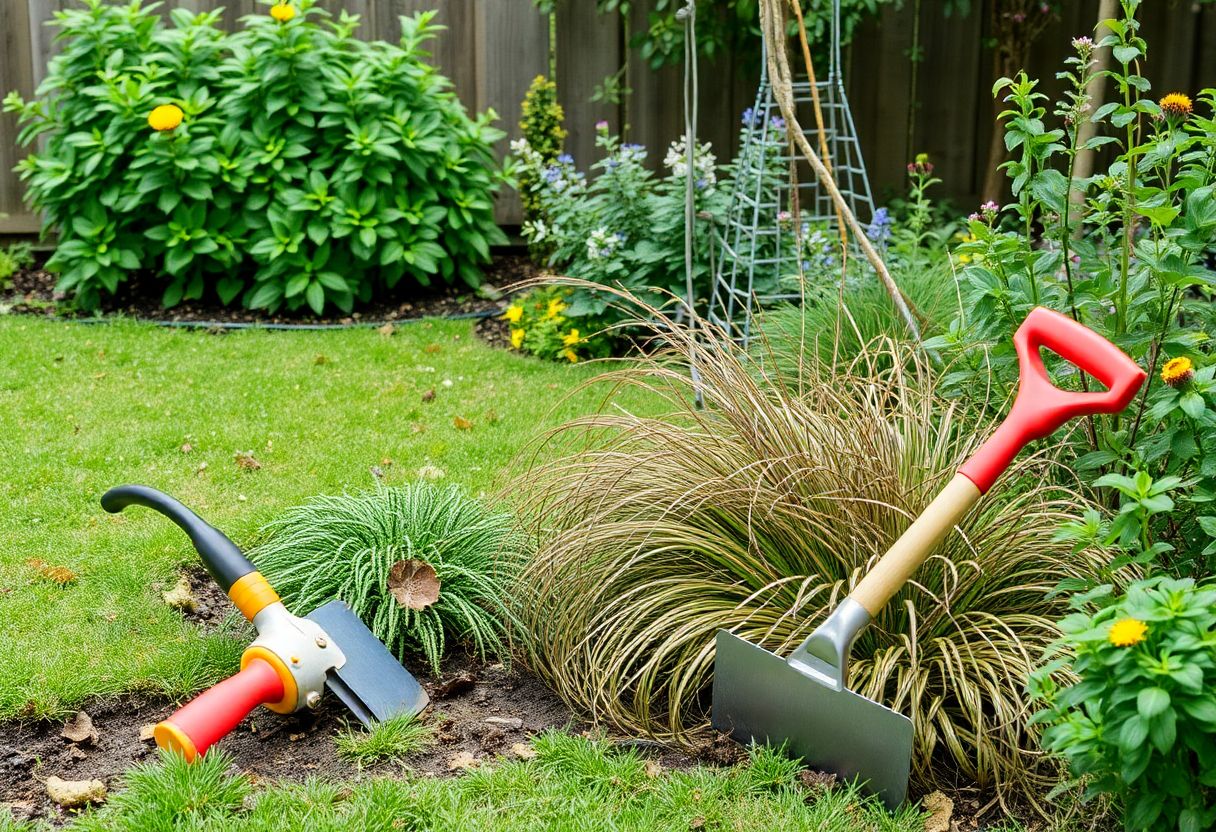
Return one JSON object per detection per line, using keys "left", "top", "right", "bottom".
{"left": 434, "top": 670, "right": 477, "bottom": 699}
{"left": 453, "top": 416, "right": 473, "bottom": 430}
{"left": 644, "top": 759, "right": 663, "bottom": 778}
{"left": 28, "top": 559, "right": 76, "bottom": 586}
{"left": 234, "top": 451, "right": 261, "bottom": 471}
{"left": 922, "top": 790, "right": 954, "bottom": 832}
{"left": 378, "top": 322, "right": 395, "bottom": 338}
{"left": 387, "top": 559, "right": 441, "bottom": 610}
{"left": 421, "top": 388, "right": 436, "bottom": 403}
{"left": 61, "top": 711, "right": 98, "bottom": 746}
{"left": 509, "top": 742, "right": 537, "bottom": 760}
{"left": 380, "top": 458, "right": 393, "bottom": 468}
{"left": 447, "top": 751, "right": 479, "bottom": 771}
{"left": 180, "top": 443, "right": 193, "bottom": 454}
{"left": 425, "top": 343, "right": 442, "bottom": 353}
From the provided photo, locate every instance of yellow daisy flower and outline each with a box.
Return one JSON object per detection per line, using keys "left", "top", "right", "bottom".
{"left": 561, "top": 348, "right": 579, "bottom": 363}
{"left": 148, "top": 104, "right": 183, "bottom": 132}
{"left": 1161, "top": 356, "right": 1194, "bottom": 388}
{"left": 510, "top": 328, "right": 525, "bottom": 349}
{"left": 1108, "top": 618, "right": 1148, "bottom": 648}
{"left": 270, "top": 3, "right": 296, "bottom": 22}
{"left": 1159, "top": 92, "right": 1193, "bottom": 119}
{"left": 562, "top": 328, "right": 580, "bottom": 346}
{"left": 502, "top": 304, "right": 523, "bottom": 324}
{"left": 545, "top": 298, "right": 566, "bottom": 320}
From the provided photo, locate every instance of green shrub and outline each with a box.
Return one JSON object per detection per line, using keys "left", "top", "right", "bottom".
{"left": 250, "top": 484, "right": 528, "bottom": 674}
{"left": 3, "top": 0, "right": 506, "bottom": 313}
{"left": 1030, "top": 578, "right": 1216, "bottom": 831}
{"left": 0, "top": 243, "right": 33, "bottom": 289}
{"left": 516, "top": 75, "right": 566, "bottom": 260}
{"left": 517, "top": 293, "right": 1113, "bottom": 803}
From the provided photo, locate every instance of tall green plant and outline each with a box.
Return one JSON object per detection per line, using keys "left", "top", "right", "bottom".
{"left": 251, "top": 484, "right": 529, "bottom": 674}
{"left": 926, "top": 0, "right": 1216, "bottom": 577}
{"left": 4, "top": 0, "right": 506, "bottom": 313}
{"left": 517, "top": 75, "right": 567, "bottom": 260}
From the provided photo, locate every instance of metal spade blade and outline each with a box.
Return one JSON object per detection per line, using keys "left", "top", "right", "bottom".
{"left": 711, "top": 625, "right": 913, "bottom": 809}
{"left": 306, "top": 600, "right": 429, "bottom": 725}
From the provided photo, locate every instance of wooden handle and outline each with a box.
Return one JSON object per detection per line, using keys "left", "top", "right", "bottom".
{"left": 850, "top": 474, "right": 981, "bottom": 616}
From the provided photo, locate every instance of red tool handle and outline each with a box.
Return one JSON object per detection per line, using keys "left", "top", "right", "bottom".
{"left": 153, "top": 658, "right": 284, "bottom": 761}
{"left": 958, "top": 306, "right": 1146, "bottom": 494}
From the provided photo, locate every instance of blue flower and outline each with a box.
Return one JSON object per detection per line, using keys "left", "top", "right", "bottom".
{"left": 769, "top": 116, "right": 786, "bottom": 131}
{"left": 542, "top": 166, "right": 561, "bottom": 184}
{"left": 865, "top": 207, "right": 892, "bottom": 244}
{"left": 741, "top": 107, "right": 756, "bottom": 127}
{"left": 557, "top": 153, "right": 574, "bottom": 165}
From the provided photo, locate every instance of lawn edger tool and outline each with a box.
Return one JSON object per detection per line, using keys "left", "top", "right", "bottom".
{"left": 101, "top": 485, "right": 428, "bottom": 761}
{"left": 712, "top": 306, "right": 1147, "bottom": 808}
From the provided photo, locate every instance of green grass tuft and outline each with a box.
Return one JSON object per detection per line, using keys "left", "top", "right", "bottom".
{"left": 251, "top": 483, "right": 529, "bottom": 674}
{"left": 335, "top": 712, "right": 436, "bottom": 768}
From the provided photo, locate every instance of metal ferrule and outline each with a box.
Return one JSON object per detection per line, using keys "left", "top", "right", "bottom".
{"left": 249, "top": 602, "right": 346, "bottom": 711}
{"left": 785, "top": 597, "right": 872, "bottom": 691}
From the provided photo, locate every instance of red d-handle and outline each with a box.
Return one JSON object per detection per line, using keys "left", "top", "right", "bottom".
{"left": 958, "top": 307, "right": 1146, "bottom": 494}
{"left": 153, "top": 658, "right": 284, "bottom": 762}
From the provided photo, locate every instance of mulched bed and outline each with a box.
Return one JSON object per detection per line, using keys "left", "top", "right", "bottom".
{"left": 1, "top": 253, "right": 546, "bottom": 329}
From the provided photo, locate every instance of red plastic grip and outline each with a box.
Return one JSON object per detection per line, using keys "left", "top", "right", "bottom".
{"left": 155, "top": 658, "right": 285, "bottom": 761}
{"left": 958, "top": 307, "right": 1146, "bottom": 494}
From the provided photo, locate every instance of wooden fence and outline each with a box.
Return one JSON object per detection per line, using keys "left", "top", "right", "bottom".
{"left": 2, "top": 0, "right": 1214, "bottom": 235}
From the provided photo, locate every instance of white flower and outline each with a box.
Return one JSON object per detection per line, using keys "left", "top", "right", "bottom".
{"left": 522, "top": 219, "right": 549, "bottom": 242}
{"left": 663, "top": 138, "right": 717, "bottom": 190}
{"left": 586, "top": 227, "right": 621, "bottom": 261}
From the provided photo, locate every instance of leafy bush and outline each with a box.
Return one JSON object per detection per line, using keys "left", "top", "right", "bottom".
{"left": 516, "top": 290, "right": 1113, "bottom": 801}
{"left": 926, "top": 0, "right": 1216, "bottom": 577}
{"left": 250, "top": 484, "right": 528, "bottom": 674}
{"left": 0, "top": 242, "right": 33, "bottom": 289}
{"left": 1030, "top": 578, "right": 1216, "bottom": 831}
{"left": 3, "top": 0, "right": 506, "bottom": 313}
{"left": 510, "top": 121, "right": 727, "bottom": 322}
{"left": 501, "top": 285, "right": 613, "bottom": 363}
{"left": 517, "top": 75, "right": 566, "bottom": 259}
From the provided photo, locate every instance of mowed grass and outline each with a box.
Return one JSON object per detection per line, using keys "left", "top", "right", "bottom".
{"left": 14, "top": 734, "right": 926, "bottom": 831}
{"left": 0, "top": 315, "right": 637, "bottom": 719}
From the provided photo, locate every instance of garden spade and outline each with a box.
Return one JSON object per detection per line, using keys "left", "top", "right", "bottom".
{"left": 101, "top": 484, "right": 428, "bottom": 761}
{"left": 711, "top": 307, "right": 1146, "bottom": 808}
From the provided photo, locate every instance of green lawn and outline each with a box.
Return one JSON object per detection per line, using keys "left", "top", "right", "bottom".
{"left": 0, "top": 316, "right": 628, "bottom": 718}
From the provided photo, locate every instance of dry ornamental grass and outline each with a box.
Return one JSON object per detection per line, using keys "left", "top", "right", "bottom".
{"left": 515, "top": 292, "right": 1118, "bottom": 805}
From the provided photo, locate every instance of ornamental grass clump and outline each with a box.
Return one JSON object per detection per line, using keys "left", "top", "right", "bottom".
{"left": 517, "top": 290, "right": 1114, "bottom": 802}
{"left": 251, "top": 484, "right": 528, "bottom": 674}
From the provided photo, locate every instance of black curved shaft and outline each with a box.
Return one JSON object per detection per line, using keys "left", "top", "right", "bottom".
{"left": 100, "top": 484, "right": 255, "bottom": 592}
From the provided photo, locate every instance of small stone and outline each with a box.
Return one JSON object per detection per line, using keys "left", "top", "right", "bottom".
{"left": 509, "top": 742, "right": 537, "bottom": 760}
{"left": 434, "top": 670, "right": 476, "bottom": 699}
{"left": 46, "top": 776, "right": 106, "bottom": 808}
{"left": 447, "top": 751, "right": 479, "bottom": 771}
{"left": 66, "top": 746, "right": 86, "bottom": 761}
{"left": 922, "top": 790, "right": 954, "bottom": 832}
{"left": 138, "top": 724, "right": 156, "bottom": 743}
{"left": 288, "top": 733, "right": 304, "bottom": 742}
{"left": 60, "top": 711, "right": 99, "bottom": 746}
{"left": 483, "top": 716, "right": 522, "bottom": 731}
{"left": 378, "top": 323, "right": 395, "bottom": 338}
{"left": 162, "top": 577, "right": 198, "bottom": 612}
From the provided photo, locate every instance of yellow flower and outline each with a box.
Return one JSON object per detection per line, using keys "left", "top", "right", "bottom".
{"left": 1161, "top": 356, "right": 1194, "bottom": 388}
{"left": 147, "top": 104, "right": 183, "bottom": 132}
{"left": 1108, "top": 618, "right": 1148, "bottom": 648}
{"left": 562, "top": 328, "right": 580, "bottom": 346}
{"left": 502, "top": 304, "right": 523, "bottom": 324}
{"left": 510, "top": 328, "right": 525, "bottom": 349}
{"left": 561, "top": 348, "right": 579, "bottom": 363}
{"left": 545, "top": 298, "right": 566, "bottom": 320}
{"left": 1159, "top": 92, "right": 1193, "bottom": 119}
{"left": 270, "top": 3, "right": 296, "bottom": 22}
{"left": 958, "top": 254, "right": 973, "bottom": 265}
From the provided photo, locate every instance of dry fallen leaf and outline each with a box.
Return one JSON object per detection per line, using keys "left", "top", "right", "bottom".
{"left": 425, "top": 343, "right": 441, "bottom": 353}
{"left": 60, "top": 712, "right": 99, "bottom": 746}
{"left": 453, "top": 416, "right": 473, "bottom": 430}
{"left": 180, "top": 443, "right": 193, "bottom": 454}
{"left": 922, "top": 790, "right": 953, "bottom": 832}
{"left": 387, "top": 559, "right": 441, "bottom": 610}
{"left": 417, "top": 464, "right": 445, "bottom": 481}
{"left": 510, "top": 742, "right": 537, "bottom": 760}
{"left": 447, "top": 751, "right": 479, "bottom": 771}
{"left": 45, "top": 777, "right": 106, "bottom": 808}
{"left": 378, "top": 322, "right": 395, "bottom": 338}
{"left": 644, "top": 760, "right": 663, "bottom": 779}
{"left": 162, "top": 576, "right": 198, "bottom": 612}
{"left": 234, "top": 451, "right": 261, "bottom": 471}
{"left": 28, "top": 559, "right": 77, "bottom": 586}
{"left": 380, "top": 458, "right": 393, "bottom": 467}
{"left": 421, "top": 388, "right": 436, "bottom": 403}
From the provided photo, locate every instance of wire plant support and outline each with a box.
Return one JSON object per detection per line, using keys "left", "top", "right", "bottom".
{"left": 710, "top": 0, "right": 877, "bottom": 348}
